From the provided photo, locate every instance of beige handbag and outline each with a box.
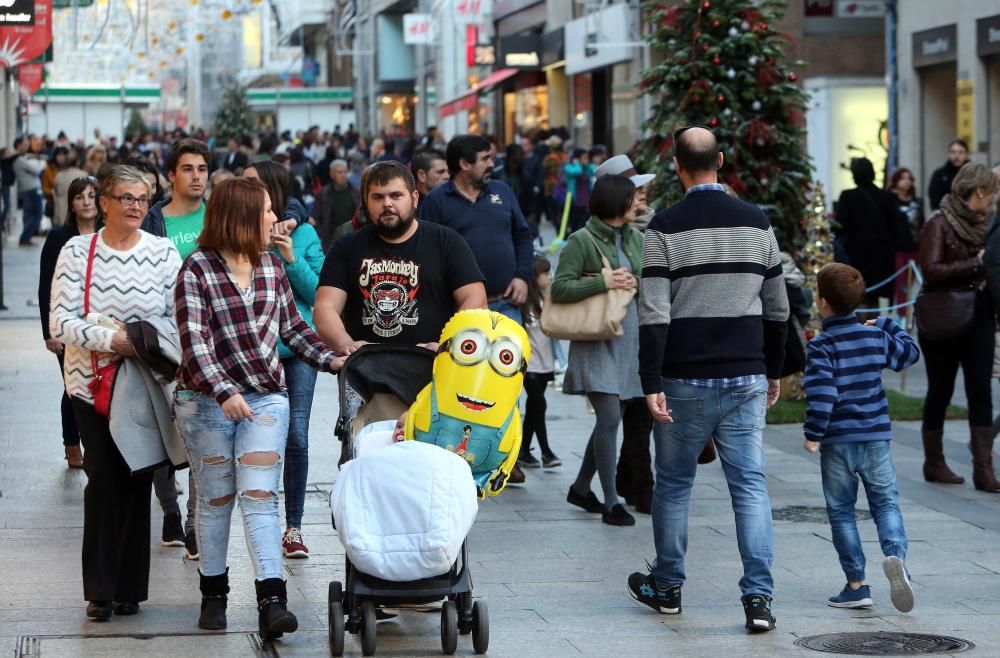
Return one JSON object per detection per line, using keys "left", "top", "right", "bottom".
{"left": 540, "top": 229, "right": 636, "bottom": 341}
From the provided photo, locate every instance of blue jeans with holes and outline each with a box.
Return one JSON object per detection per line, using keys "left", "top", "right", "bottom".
{"left": 651, "top": 377, "right": 774, "bottom": 597}
{"left": 174, "top": 390, "right": 289, "bottom": 580}
{"left": 820, "top": 440, "right": 907, "bottom": 583}
{"left": 281, "top": 356, "right": 318, "bottom": 529}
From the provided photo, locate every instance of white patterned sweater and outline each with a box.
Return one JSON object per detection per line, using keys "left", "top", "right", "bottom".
{"left": 50, "top": 229, "right": 182, "bottom": 404}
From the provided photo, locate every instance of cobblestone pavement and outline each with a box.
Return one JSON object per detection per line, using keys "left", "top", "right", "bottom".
{"left": 1, "top": 229, "right": 998, "bottom": 657}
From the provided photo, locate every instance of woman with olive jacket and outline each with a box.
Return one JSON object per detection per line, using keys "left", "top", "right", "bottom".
{"left": 918, "top": 162, "right": 999, "bottom": 492}
{"left": 552, "top": 174, "right": 644, "bottom": 527}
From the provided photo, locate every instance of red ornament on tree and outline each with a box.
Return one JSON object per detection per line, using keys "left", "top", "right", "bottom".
{"left": 717, "top": 94, "right": 726, "bottom": 104}
{"left": 710, "top": 118, "right": 719, "bottom": 127}
{"left": 789, "top": 72, "right": 798, "bottom": 82}
{"left": 703, "top": 1, "right": 711, "bottom": 8}
{"left": 712, "top": 19, "right": 721, "bottom": 28}
{"left": 702, "top": 41, "right": 710, "bottom": 51}
{"left": 759, "top": 22, "right": 768, "bottom": 31}
{"left": 712, "top": 56, "right": 721, "bottom": 65}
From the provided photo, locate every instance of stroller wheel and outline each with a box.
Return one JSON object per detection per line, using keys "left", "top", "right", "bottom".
{"left": 360, "top": 600, "right": 377, "bottom": 656}
{"left": 440, "top": 600, "right": 458, "bottom": 655}
{"left": 472, "top": 600, "right": 489, "bottom": 654}
{"left": 328, "top": 582, "right": 344, "bottom": 656}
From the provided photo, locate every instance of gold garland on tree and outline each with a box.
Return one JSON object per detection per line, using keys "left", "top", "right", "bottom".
{"left": 800, "top": 183, "right": 834, "bottom": 335}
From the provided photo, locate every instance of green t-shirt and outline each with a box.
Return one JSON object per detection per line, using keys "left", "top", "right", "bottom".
{"left": 164, "top": 205, "right": 206, "bottom": 260}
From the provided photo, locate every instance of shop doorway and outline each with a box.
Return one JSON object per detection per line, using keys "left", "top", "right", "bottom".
{"left": 918, "top": 64, "right": 957, "bottom": 192}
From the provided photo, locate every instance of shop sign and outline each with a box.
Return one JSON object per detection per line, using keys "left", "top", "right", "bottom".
{"left": 805, "top": 0, "right": 833, "bottom": 17}
{"left": 977, "top": 14, "right": 1000, "bottom": 58}
{"left": 18, "top": 61, "right": 43, "bottom": 94}
{"left": 956, "top": 79, "right": 974, "bottom": 148}
{"left": 475, "top": 45, "right": 495, "bottom": 66}
{"left": 0, "top": 0, "right": 51, "bottom": 66}
{"left": 912, "top": 24, "right": 957, "bottom": 68}
{"left": 835, "top": 1, "right": 883, "bottom": 17}
{"left": 499, "top": 33, "right": 541, "bottom": 69}
{"left": 565, "top": 3, "right": 631, "bottom": 75}
{"left": 403, "top": 13, "right": 433, "bottom": 45}
{"left": 455, "top": 0, "right": 486, "bottom": 25}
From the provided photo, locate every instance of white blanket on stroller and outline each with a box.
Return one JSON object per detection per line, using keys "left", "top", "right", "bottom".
{"left": 330, "top": 440, "right": 478, "bottom": 582}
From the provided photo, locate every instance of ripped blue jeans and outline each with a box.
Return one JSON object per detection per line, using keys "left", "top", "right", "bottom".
{"left": 174, "top": 390, "right": 289, "bottom": 580}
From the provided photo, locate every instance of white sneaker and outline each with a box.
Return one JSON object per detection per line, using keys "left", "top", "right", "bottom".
{"left": 882, "top": 556, "right": 914, "bottom": 613}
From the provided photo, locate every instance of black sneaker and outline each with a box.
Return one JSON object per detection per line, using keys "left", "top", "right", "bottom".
{"left": 742, "top": 594, "right": 776, "bottom": 632}
{"left": 602, "top": 503, "right": 636, "bottom": 526}
{"left": 566, "top": 487, "right": 603, "bottom": 513}
{"left": 542, "top": 453, "right": 562, "bottom": 468}
{"left": 161, "top": 512, "right": 185, "bottom": 547}
{"left": 184, "top": 530, "right": 199, "bottom": 560}
{"left": 517, "top": 452, "right": 541, "bottom": 468}
{"left": 627, "top": 572, "right": 681, "bottom": 614}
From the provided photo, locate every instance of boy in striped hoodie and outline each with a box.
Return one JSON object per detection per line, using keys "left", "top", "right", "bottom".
{"left": 803, "top": 263, "right": 920, "bottom": 613}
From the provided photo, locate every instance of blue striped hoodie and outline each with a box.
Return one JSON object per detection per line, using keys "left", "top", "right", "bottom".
{"left": 803, "top": 315, "right": 920, "bottom": 444}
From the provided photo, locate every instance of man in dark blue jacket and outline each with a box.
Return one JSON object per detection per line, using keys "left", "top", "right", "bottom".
{"left": 418, "top": 134, "right": 533, "bottom": 323}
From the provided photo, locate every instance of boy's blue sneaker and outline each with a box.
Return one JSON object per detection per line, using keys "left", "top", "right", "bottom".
{"left": 828, "top": 584, "right": 873, "bottom": 609}
{"left": 883, "top": 556, "right": 915, "bottom": 612}
{"left": 627, "top": 572, "right": 681, "bottom": 614}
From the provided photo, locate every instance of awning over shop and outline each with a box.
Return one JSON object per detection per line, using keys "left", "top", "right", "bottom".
{"left": 438, "top": 68, "right": 519, "bottom": 118}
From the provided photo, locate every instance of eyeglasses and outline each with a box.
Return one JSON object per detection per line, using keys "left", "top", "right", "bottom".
{"left": 438, "top": 328, "right": 527, "bottom": 378}
{"left": 110, "top": 194, "right": 150, "bottom": 208}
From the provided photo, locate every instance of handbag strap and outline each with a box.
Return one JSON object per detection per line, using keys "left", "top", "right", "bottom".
{"left": 84, "top": 233, "right": 102, "bottom": 381}
{"left": 581, "top": 227, "right": 613, "bottom": 270}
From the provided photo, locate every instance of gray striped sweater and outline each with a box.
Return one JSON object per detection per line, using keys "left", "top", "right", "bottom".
{"left": 50, "top": 230, "right": 181, "bottom": 403}
{"left": 638, "top": 189, "right": 789, "bottom": 394}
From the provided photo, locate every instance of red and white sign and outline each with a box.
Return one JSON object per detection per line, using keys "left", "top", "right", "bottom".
{"left": 0, "top": 0, "right": 52, "bottom": 67}
{"left": 836, "top": 1, "right": 885, "bottom": 18}
{"left": 455, "top": 0, "right": 485, "bottom": 25}
{"left": 403, "top": 13, "right": 433, "bottom": 45}
{"left": 18, "top": 61, "right": 43, "bottom": 94}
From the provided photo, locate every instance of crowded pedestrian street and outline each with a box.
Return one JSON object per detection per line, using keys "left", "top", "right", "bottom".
{"left": 2, "top": 230, "right": 999, "bottom": 657}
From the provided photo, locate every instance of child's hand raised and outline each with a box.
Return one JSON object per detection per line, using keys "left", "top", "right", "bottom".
{"left": 864, "top": 318, "right": 878, "bottom": 326}
{"left": 803, "top": 439, "right": 820, "bottom": 453}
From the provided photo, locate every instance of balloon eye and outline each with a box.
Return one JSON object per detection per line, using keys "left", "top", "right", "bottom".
{"left": 460, "top": 339, "right": 477, "bottom": 354}
{"left": 499, "top": 349, "right": 514, "bottom": 365}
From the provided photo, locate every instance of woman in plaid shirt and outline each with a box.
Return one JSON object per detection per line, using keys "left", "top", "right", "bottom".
{"left": 173, "top": 177, "right": 343, "bottom": 638}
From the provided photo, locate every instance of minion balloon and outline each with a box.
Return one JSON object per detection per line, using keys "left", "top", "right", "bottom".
{"left": 405, "top": 309, "right": 529, "bottom": 497}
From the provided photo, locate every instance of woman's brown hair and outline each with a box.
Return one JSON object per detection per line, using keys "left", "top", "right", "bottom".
{"left": 198, "top": 177, "right": 270, "bottom": 266}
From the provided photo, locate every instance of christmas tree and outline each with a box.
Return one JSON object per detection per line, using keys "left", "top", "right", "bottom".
{"left": 213, "top": 83, "right": 255, "bottom": 144}
{"left": 637, "top": 0, "right": 813, "bottom": 249}
{"left": 125, "top": 108, "right": 148, "bottom": 139}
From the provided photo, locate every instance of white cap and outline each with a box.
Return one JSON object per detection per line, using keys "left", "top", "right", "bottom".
{"left": 594, "top": 154, "right": 655, "bottom": 188}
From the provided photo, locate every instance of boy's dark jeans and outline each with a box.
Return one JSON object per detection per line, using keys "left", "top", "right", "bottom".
{"left": 820, "top": 440, "right": 907, "bottom": 583}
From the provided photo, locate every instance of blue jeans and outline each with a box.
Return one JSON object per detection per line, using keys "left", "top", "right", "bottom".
{"left": 820, "top": 440, "right": 907, "bottom": 583}
{"left": 19, "top": 188, "right": 43, "bottom": 243}
{"left": 281, "top": 356, "right": 318, "bottom": 529}
{"left": 489, "top": 298, "right": 522, "bottom": 324}
{"left": 651, "top": 378, "right": 774, "bottom": 597}
{"left": 174, "top": 390, "right": 289, "bottom": 580}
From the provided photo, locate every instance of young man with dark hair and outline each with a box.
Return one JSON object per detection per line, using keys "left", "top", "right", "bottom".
{"left": 142, "top": 138, "right": 211, "bottom": 259}
{"left": 803, "top": 263, "right": 920, "bottom": 613}
{"left": 314, "top": 161, "right": 486, "bottom": 353}
{"left": 411, "top": 149, "right": 449, "bottom": 200}
{"left": 928, "top": 139, "right": 970, "bottom": 211}
{"left": 418, "top": 134, "right": 533, "bottom": 325}
{"left": 630, "top": 126, "right": 789, "bottom": 632}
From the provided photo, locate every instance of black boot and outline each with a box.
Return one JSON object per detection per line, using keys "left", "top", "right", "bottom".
{"left": 198, "top": 569, "right": 229, "bottom": 630}
{"left": 256, "top": 578, "right": 298, "bottom": 640}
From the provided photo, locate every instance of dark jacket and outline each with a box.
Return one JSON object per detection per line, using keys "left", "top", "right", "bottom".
{"left": 986, "top": 213, "right": 1000, "bottom": 318}
{"left": 928, "top": 160, "right": 965, "bottom": 211}
{"left": 39, "top": 224, "right": 80, "bottom": 339}
{"left": 918, "top": 210, "right": 984, "bottom": 294}
{"left": 141, "top": 197, "right": 170, "bottom": 237}
{"left": 313, "top": 183, "right": 359, "bottom": 250}
{"left": 835, "top": 185, "right": 898, "bottom": 297}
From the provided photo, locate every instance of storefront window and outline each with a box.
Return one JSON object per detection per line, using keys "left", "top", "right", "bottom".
{"left": 378, "top": 94, "right": 415, "bottom": 134}
{"left": 573, "top": 72, "right": 592, "bottom": 132}
{"left": 515, "top": 86, "right": 548, "bottom": 133}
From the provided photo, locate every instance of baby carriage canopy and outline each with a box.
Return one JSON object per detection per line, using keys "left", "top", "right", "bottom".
{"left": 335, "top": 344, "right": 435, "bottom": 461}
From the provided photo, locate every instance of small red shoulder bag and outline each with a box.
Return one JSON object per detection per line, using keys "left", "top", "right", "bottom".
{"left": 84, "top": 233, "right": 120, "bottom": 417}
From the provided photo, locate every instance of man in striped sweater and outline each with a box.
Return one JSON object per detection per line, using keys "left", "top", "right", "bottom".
{"left": 803, "top": 263, "right": 920, "bottom": 613}
{"left": 627, "top": 126, "right": 789, "bottom": 632}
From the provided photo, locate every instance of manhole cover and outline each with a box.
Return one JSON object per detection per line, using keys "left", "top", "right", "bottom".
{"left": 795, "top": 632, "right": 975, "bottom": 655}
{"left": 772, "top": 505, "right": 872, "bottom": 523}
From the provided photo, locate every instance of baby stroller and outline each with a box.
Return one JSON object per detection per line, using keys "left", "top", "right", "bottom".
{"left": 328, "top": 344, "right": 489, "bottom": 657}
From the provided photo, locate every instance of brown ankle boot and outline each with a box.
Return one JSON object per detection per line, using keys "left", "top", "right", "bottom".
{"left": 921, "top": 429, "right": 964, "bottom": 484}
{"left": 970, "top": 427, "right": 1000, "bottom": 492}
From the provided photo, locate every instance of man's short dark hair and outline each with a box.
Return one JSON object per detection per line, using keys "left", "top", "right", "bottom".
{"left": 13, "top": 137, "right": 24, "bottom": 149}
{"left": 412, "top": 149, "right": 446, "bottom": 175}
{"left": 589, "top": 174, "right": 635, "bottom": 220}
{"left": 673, "top": 126, "right": 720, "bottom": 173}
{"left": 166, "top": 138, "right": 210, "bottom": 174}
{"left": 850, "top": 157, "right": 876, "bottom": 186}
{"left": 949, "top": 139, "right": 970, "bottom": 151}
{"left": 361, "top": 161, "right": 416, "bottom": 202}
{"left": 446, "top": 134, "right": 492, "bottom": 175}
{"left": 817, "top": 263, "right": 866, "bottom": 316}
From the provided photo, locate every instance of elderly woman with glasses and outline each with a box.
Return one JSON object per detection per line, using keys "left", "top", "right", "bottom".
{"left": 49, "top": 165, "right": 181, "bottom": 621}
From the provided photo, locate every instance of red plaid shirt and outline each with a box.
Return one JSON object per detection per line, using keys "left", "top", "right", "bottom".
{"left": 175, "top": 249, "right": 337, "bottom": 403}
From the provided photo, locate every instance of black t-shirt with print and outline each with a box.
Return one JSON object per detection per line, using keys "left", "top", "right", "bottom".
{"left": 319, "top": 221, "right": 485, "bottom": 345}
